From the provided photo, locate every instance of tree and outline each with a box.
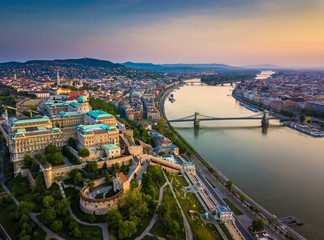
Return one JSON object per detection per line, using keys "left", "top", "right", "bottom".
{"left": 16, "top": 201, "right": 35, "bottom": 218}
{"left": 55, "top": 198, "right": 70, "bottom": 216}
{"left": 23, "top": 155, "right": 33, "bottom": 168}
{"left": 105, "top": 172, "right": 111, "bottom": 184}
{"left": 51, "top": 220, "right": 63, "bottom": 232}
{"left": 78, "top": 147, "right": 90, "bottom": 158}
{"left": 130, "top": 179, "right": 139, "bottom": 189}
{"left": 74, "top": 172, "right": 83, "bottom": 186}
{"left": 87, "top": 161, "right": 98, "bottom": 173}
{"left": 118, "top": 220, "right": 137, "bottom": 239}
{"left": 43, "top": 195, "right": 55, "bottom": 208}
{"left": 67, "top": 137, "right": 77, "bottom": 149}
{"left": 106, "top": 209, "right": 122, "bottom": 229}
{"left": 45, "top": 144, "right": 58, "bottom": 155}
{"left": 226, "top": 180, "right": 234, "bottom": 190}
{"left": 300, "top": 115, "right": 305, "bottom": 122}
{"left": 239, "top": 193, "right": 247, "bottom": 202}
{"left": 250, "top": 218, "right": 265, "bottom": 232}
{"left": 40, "top": 207, "right": 56, "bottom": 225}
{"left": 47, "top": 152, "right": 63, "bottom": 166}
{"left": 35, "top": 153, "right": 46, "bottom": 164}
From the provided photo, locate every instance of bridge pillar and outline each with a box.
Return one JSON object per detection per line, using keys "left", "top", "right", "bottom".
{"left": 194, "top": 112, "right": 200, "bottom": 128}
{"left": 262, "top": 110, "right": 269, "bottom": 126}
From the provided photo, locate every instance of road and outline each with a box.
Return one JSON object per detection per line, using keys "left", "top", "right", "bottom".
{"left": 196, "top": 169, "right": 254, "bottom": 240}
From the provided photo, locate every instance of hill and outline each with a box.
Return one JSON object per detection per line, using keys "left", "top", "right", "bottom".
{"left": 122, "top": 62, "right": 241, "bottom": 72}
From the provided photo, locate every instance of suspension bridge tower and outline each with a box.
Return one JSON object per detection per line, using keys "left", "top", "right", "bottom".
{"left": 262, "top": 110, "right": 269, "bottom": 126}
{"left": 194, "top": 112, "right": 200, "bottom": 127}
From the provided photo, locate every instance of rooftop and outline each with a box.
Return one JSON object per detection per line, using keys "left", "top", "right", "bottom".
{"left": 11, "top": 116, "right": 50, "bottom": 127}
{"left": 102, "top": 144, "right": 120, "bottom": 150}
{"left": 86, "top": 110, "right": 113, "bottom": 120}
{"left": 77, "top": 123, "right": 116, "bottom": 135}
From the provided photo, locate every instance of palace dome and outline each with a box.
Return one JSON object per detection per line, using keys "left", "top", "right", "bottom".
{"left": 78, "top": 95, "right": 87, "bottom": 103}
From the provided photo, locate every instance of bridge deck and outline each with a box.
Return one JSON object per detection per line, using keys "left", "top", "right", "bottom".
{"left": 169, "top": 117, "right": 278, "bottom": 122}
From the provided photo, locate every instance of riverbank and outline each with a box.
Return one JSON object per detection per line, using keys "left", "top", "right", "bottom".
{"left": 158, "top": 84, "right": 306, "bottom": 240}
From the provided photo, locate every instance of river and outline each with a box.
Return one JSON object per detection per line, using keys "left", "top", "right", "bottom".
{"left": 165, "top": 79, "right": 324, "bottom": 240}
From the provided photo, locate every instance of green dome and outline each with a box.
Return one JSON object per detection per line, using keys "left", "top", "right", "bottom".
{"left": 78, "top": 95, "right": 87, "bottom": 103}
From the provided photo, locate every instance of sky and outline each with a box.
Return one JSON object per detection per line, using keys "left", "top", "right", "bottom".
{"left": 1, "top": 0, "right": 324, "bottom": 66}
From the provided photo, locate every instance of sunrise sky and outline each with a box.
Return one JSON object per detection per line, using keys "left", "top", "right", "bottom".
{"left": 1, "top": 0, "right": 324, "bottom": 66}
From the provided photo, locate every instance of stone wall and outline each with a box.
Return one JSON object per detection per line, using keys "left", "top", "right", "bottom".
{"left": 80, "top": 187, "right": 124, "bottom": 215}
{"left": 43, "top": 163, "right": 87, "bottom": 189}
{"left": 21, "top": 168, "right": 36, "bottom": 189}
{"left": 97, "top": 155, "right": 133, "bottom": 169}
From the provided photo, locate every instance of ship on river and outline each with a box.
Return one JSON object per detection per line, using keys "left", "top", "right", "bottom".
{"left": 244, "top": 104, "right": 258, "bottom": 112}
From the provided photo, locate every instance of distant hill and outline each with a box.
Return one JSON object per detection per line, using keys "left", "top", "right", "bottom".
{"left": 0, "top": 58, "right": 125, "bottom": 69}
{"left": 122, "top": 62, "right": 242, "bottom": 72}
{"left": 241, "top": 64, "right": 283, "bottom": 69}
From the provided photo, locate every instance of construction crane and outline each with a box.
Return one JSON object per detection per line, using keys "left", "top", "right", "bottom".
{"left": 2, "top": 105, "right": 40, "bottom": 119}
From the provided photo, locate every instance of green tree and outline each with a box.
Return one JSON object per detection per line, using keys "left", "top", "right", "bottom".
{"left": 43, "top": 195, "right": 55, "bottom": 208}
{"left": 23, "top": 155, "right": 33, "bottom": 168}
{"left": 106, "top": 209, "right": 122, "bottom": 229}
{"left": 130, "top": 179, "right": 139, "bottom": 189}
{"left": 118, "top": 220, "right": 137, "bottom": 239}
{"left": 300, "top": 115, "right": 305, "bottom": 122}
{"left": 51, "top": 220, "right": 63, "bottom": 232}
{"left": 78, "top": 147, "right": 90, "bottom": 157}
{"left": 67, "top": 137, "right": 77, "bottom": 149}
{"left": 45, "top": 144, "right": 58, "bottom": 155}
{"left": 16, "top": 201, "right": 35, "bottom": 218}
{"left": 250, "top": 218, "right": 265, "bottom": 232}
{"left": 239, "top": 193, "right": 247, "bottom": 202}
{"left": 87, "top": 161, "right": 98, "bottom": 173}
{"left": 105, "top": 172, "right": 111, "bottom": 184}
{"left": 55, "top": 198, "right": 70, "bottom": 216}
{"left": 226, "top": 180, "right": 234, "bottom": 190}
{"left": 74, "top": 172, "right": 83, "bottom": 186}
{"left": 35, "top": 153, "right": 46, "bottom": 164}
{"left": 40, "top": 207, "right": 56, "bottom": 225}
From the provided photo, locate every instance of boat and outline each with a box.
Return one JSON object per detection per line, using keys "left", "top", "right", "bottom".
{"left": 244, "top": 104, "right": 258, "bottom": 112}
{"left": 239, "top": 102, "right": 244, "bottom": 106}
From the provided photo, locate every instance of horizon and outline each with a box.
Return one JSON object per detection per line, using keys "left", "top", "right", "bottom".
{"left": 1, "top": 0, "right": 324, "bottom": 66}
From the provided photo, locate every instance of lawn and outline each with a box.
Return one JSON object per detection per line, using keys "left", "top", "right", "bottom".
{"left": 150, "top": 186, "right": 185, "bottom": 239}
{"left": 5, "top": 177, "right": 61, "bottom": 212}
{"left": 0, "top": 201, "right": 46, "bottom": 240}
{"left": 223, "top": 198, "right": 243, "bottom": 215}
{"left": 174, "top": 182, "right": 223, "bottom": 240}
{"left": 168, "top": 173, "right": 188, "bottom": 192}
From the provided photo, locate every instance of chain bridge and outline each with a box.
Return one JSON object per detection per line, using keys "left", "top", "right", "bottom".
{"left": 168, "top": 110, "right": 287, "bottom": 127}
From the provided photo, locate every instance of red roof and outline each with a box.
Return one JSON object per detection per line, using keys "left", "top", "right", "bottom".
{"left": 119, "top": 172, "right": 127, "bottom": 183}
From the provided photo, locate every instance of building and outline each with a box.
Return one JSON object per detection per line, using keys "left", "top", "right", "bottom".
{"left": 76, "top": 123, "right": 119, "bottom": 149}
{"left": 183, "top": 162, "right": 196, "bottom": 174}
{"left": 76, "top": 95, "right": 92, "bottom": 113}
{"left": 84, "top": 110, "right": 117, "bottom": 126}
{"left": 215, "top": 205, "right": 234, "bottom": 222}
{"left": 102, "top": 144, "right": 121, "bottom": 158}
{"left": 35, "top": 91, "right": 50, "bottom": 99}
{"left": 147, "top": 107, "right": 160, "bottom": 121}
{"left": 54, "top": 88, "right": 71, "bottom": 95}
{"left": 7, "top": 94, "right": 118, "bottom": 174}
{"left": 113, "top": 172, "right": 129, "bottom": 192}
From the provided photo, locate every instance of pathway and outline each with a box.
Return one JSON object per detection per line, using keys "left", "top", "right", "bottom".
{"left": 135, "top": 182, "right": 167, "bottom": 240}
{"left": 1, "top": 179, "right": 63, "bottom": 240}
{"left": 58, "top": 183, "right": 110, "bottom": 240}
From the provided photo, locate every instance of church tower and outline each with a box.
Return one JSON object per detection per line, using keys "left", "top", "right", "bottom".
{"left": 56, "top": 71, "right": 60, "bottom": 86}
{"left": 77, "top": 95, "right": 92, "bottom": 113}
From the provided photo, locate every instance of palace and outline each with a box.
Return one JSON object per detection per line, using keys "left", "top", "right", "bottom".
{"left": 7, "top": 95, "right": 118, "bottom": 175}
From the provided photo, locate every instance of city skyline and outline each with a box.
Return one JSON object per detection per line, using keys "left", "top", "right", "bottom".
{"left": 1, "top": 0, "right": 324, "bottom": 66}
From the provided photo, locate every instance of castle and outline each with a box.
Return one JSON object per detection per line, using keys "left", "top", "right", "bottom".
{"left": 6, "top": 95, "right": 118, "bottom": 175}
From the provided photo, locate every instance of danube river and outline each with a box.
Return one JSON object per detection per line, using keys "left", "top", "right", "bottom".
{"left": 165, "top": 80, "right": 324, "bottom": 240}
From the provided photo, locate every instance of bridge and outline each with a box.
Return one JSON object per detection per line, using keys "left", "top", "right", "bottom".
{"left": 169, "top": 110, "right": 285, "bottom": 127}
